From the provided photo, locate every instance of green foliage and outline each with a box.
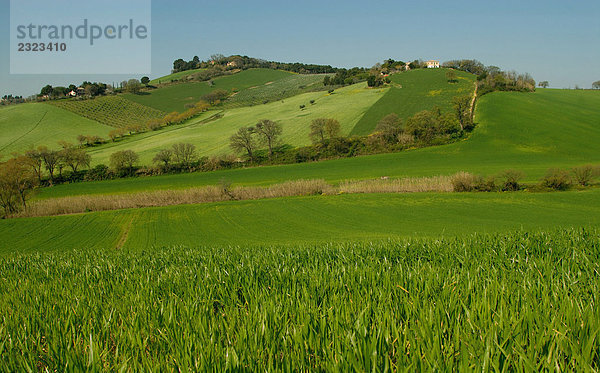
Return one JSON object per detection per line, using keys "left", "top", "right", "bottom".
{"left": 0, "top": 229, "right": 599, "bottom": 369}
{"left": 48, "top": 96, "right": 166, "bottom": 129}
{"left": 110, "top": 150, "right": 139, "bottom": 174}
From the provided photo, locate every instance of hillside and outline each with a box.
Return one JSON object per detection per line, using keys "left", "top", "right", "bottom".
{"left": 85, "top": 82, "right": 388, "bottom": 165}
{"left": 48, "top": 96, "right": 167, "bottom": 128}
{"left": 0, "top": 103, "right": 112, "bottom": 154}
{"left": 351, "top": 68, "right": 476, "bottom": 135}
{"left": 35, "top": 88, "right": 600, "bottom": 200}
{"left": 125, "top": 68, "right": 296, "bottom": 112}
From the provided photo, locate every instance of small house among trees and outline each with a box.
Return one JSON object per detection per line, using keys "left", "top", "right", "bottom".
{"left": 426, "top": 60, "right": 440, "bottom": 68}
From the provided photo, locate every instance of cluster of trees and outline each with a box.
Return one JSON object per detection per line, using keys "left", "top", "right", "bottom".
{"left": 323, "top": 68, "right": 369, "bottom": 86}
{"left": 229, "top": 120, "right": 284, "bottom": 161}
{"left": 593, "top": 81, "right": 600, "bottom": 89}
{"left": 173, "top": 54, "right": 338, "bottom": 75}
{"left": 39, "top": 81, "right": 109, "bottom": 99}
{"left": 442, "top": 59, "right": 536, "bottom": 94}
{"left": 0, "top": 95, "right": 26, "bottom": 105}
{"left": 0, "top": 143, "right": 92, "bottom": 216}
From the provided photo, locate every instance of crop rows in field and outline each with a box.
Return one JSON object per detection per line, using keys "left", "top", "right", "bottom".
{"left": 0, "top": 228, "right": 598, "bottom": 370}
{"left": 224, "top": 74, "right": 330, "bottom": 108}
{"left": 48, "top": 96, "right": 167, "bottom": 128}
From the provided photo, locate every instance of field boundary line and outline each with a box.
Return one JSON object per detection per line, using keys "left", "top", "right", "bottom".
{"left": 0, "top": 109, "right": 48, "bottom": 153}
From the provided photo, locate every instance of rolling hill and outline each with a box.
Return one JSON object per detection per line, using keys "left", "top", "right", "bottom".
{"left": 85, "top": 82, "right": 388, "bottom": 165}
{"left": 35, "top": 88, "right": 600, "bottom": 200}
{"left": 351, "top": 68, "right": 476, "bottom": 135}
{"left": 125, "top": 68, "right": 296, "bottom": 112}
{"left": 0, "top": 103, "right": 112, "bottom": 154}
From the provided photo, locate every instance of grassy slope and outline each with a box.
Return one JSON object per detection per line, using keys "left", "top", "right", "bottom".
{"left": 351, "top": 68, "right": 476, "bottom": 135}
{"left": 37, "top": 88, "right": 600, "bottom": 200}
{"left": 0, "top": 103, "right": 112, "bottom": 154}
{"left": 2, "top": 190, "right": 600, "bottom": 252}
{"left": 149, "top": 68, "right": 206, "bottom": 84}
{"left": 85, "top": 83, "right": 387, "bottom": 165}
{"left": 125, "top": 69, "right": 295, "bottom": 113}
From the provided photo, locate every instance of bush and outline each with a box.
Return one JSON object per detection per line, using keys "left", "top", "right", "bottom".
{"left": 451, "top": 172, "right": 477, "bottom": 192}
{"left": 572, "top": 165, "right": 594, "bottom": 186}
{"left": 84, "top": 164, "right": 111, "bottom": 181}
{"left": 474, "top": 175, "right": 496, "bottom": 192}
{"left": 542, "top": 168, "right": 571, "bottom": 190}
{"left": 501, "top": 169, "right": 525, "bottom": 191}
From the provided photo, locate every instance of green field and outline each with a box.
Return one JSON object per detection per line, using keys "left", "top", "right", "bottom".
{"left": 351, "top": 68, "right": 476, "bottom": 135}
{"left": 85, "top": 83, "right": 388, "bottom": 165}
{"left": 4, "top": 190, "right": 600, "bottom": 251}
{"left": 48, "top": 96, "right": 166, "bottom": 129}
{"left": 36, "top": 88, "right": 600, "bottom": 200}
{"left": 125, "top": 69, "right": 295, "bottom": 113}
{"left": 0, "top": 228, "right": 598, "bottom": 370}
{"left": 0, "top": 103, "right": 112, "bottom": 154}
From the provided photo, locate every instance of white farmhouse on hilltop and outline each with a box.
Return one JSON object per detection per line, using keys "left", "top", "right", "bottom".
{"left": 426, "top": 60, "right": 440, "bottom": 68}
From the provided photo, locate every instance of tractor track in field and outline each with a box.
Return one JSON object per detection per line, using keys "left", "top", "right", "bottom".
{"left": 115, "top": 216, "right": 134, "bottom": 249}
{"left": 0, "top": 109, "right": 47, "bottom": 153}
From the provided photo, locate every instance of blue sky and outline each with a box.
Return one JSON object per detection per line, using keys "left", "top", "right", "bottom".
{"left": 0, "top": 0, "right": 599, "bottom": 96}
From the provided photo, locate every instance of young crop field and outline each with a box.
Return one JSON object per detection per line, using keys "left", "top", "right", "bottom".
{"left": 85, "top": 82, "right": 388, "bottom": 165}
{"left": 48, "top": 96, "right": 166, "bottom": 129}
{"left": 224, "top": 73, "right": 330, "bottom": 107}
{"left": 0, "top": 228, "right": 598, "bottom": 370}
{"left": 351, "top": 68, "right": 476, "bottom": 135}
{"left": 0, "top": 102, "right": 113, "bottom": 154}
{"left": 36, "top": 88, "right": 600, "bottom": 200}
{"left": 125, "top": 69, "right": 295, "bottom": 113}
{"left": 5, "top": 190, "right": 600, "bottom": 251}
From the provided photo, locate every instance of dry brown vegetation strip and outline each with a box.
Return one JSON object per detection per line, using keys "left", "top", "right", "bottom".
{"left": 17, "top": 176, "right": 454, "bottom": 218}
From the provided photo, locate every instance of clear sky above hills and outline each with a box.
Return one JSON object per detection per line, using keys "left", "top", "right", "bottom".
{"left": 0, "top": 0, "right": 598, "bottom": 97}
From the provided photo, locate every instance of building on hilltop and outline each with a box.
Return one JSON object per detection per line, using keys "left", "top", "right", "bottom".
{"left": 426, "top": 60, "right": 440, "bottom": 68}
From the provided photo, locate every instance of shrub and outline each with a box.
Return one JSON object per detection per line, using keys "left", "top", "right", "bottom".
{"left": 501, "top": 169, "right": 525, "bottom": 191}
{"left": 572, "top": 165, "right": 594, "bottom": 186}
{"left": 474, "top": 175, "right": 497, "bottom": 192}
{"left": 451, "top": 172, "right": 477, "bottom": 192}
{"left": 542, "top": 168, "right": 571, "bottom": 190}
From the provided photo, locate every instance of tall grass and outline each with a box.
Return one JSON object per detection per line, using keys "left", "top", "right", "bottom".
{"left": 0, "top": 228, "right": 598, "bottom": 370}
{"left": 20, "top": 177, "right": 453, "bottom": 218}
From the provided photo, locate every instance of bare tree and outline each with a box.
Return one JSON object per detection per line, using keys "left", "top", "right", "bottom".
{"left": 375, "top": 113, "right": 403, "bottom": 143}
{"left": 309, "top": 118, "right": 327, "bottom": 143}
{"left": 230, "top": 127, "right": 257, "bottom": 161}
{"left": 110, "top": 150, "right": 139, "bottom": 174}
{"left": 60, "top": 146, "right": 91, "bottom": 173}
{"left": 0, "top": 156, "right": 38, "bottom": 213}
{"left": 24, "top": 148, "right": 44, "bottom": 182}
{"left": 325, "top": 119, "right": 341, "bottom": 139}
{"left": 171, "top": 143, "right": 197, "bottom": 167}
{"left": 153, "top": 149, "right": 173, "bottom": 169}
{"left": 254, "top": 119, "right": 282, "bottom": 160}
{"left": 38, "top": 146, "right": 60, "bottom": 182}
